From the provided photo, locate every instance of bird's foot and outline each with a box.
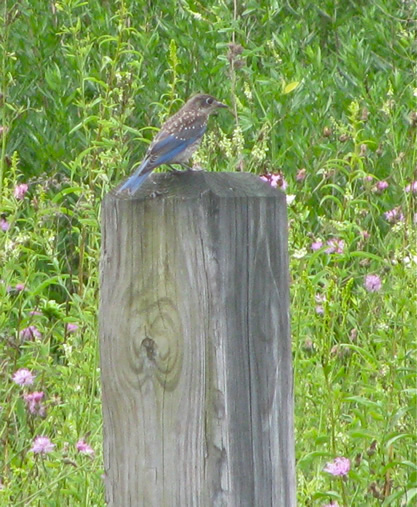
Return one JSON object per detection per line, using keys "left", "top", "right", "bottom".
{"left": 180, "top": 163, "right": 205, "bottom": 173}
{"left": 167, "top": 164, "right": 205, "bottom": 174}
{"left": 167, "top": 165, "right": 184, "bottom": 174}
{"left": 188, "top": 164, "right": 204, "bottom": 172}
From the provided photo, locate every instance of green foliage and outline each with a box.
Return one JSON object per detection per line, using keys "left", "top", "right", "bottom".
{"left": 0, "top": 0, "right": 416, "bottom": 504}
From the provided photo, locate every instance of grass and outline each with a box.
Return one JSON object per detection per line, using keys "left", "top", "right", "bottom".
{"left": 0, "top": 0, "right": 416, "bottom": 505}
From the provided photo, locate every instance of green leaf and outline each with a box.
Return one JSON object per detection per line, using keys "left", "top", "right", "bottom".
{"left": 283, "top": 81, "right": 300, "bottom": 94}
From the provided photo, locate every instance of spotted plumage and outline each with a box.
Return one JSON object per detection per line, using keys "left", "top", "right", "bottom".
{"left": 117, "top": 94, "right": 227, "bottom": 195}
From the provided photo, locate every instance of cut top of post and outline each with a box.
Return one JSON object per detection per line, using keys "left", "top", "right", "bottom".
{"left": 112, "top": 172, "right": 283, "bottom": 200}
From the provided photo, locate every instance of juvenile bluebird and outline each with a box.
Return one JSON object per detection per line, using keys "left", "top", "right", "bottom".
{"left": 117, "top": 93, "right": 227, "bottom": 195}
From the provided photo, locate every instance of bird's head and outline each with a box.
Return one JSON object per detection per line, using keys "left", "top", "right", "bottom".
{"left": 187, "top": 93, "right": 228, "bottom": 114}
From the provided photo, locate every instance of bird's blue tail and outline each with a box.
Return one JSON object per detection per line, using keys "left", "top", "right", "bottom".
{"left": 116, "top": 159, "right": 152, "bottom": 195}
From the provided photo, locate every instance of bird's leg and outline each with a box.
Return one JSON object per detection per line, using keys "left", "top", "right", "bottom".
{"left": 180, "top": 162, "right": 204, "bottom": 173}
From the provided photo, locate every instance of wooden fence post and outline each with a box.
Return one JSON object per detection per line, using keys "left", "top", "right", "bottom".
{"left": 99, "top": 172, "right": 295, "bottom": 506}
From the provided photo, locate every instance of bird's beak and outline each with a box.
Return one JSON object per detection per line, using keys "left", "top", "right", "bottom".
{"left": 216, "top": 100, "right": 228, "bottom": 109}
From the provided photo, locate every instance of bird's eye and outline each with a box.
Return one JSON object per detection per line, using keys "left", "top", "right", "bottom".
{"left": 206, "top": 97, "right": 214, "bottom": 105}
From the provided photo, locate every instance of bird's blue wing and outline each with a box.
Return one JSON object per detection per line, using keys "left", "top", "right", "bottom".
{"left": 148, "top": 125, "right": 207, "bottom": 167}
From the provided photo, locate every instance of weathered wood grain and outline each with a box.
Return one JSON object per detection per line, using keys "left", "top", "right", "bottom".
{"left": 99, "top": 172, "right": 295, "bottom": 506}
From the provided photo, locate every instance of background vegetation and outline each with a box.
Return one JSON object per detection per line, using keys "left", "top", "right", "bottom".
{"left": 1, "top": 0, "right": 416, "bottom": 505}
